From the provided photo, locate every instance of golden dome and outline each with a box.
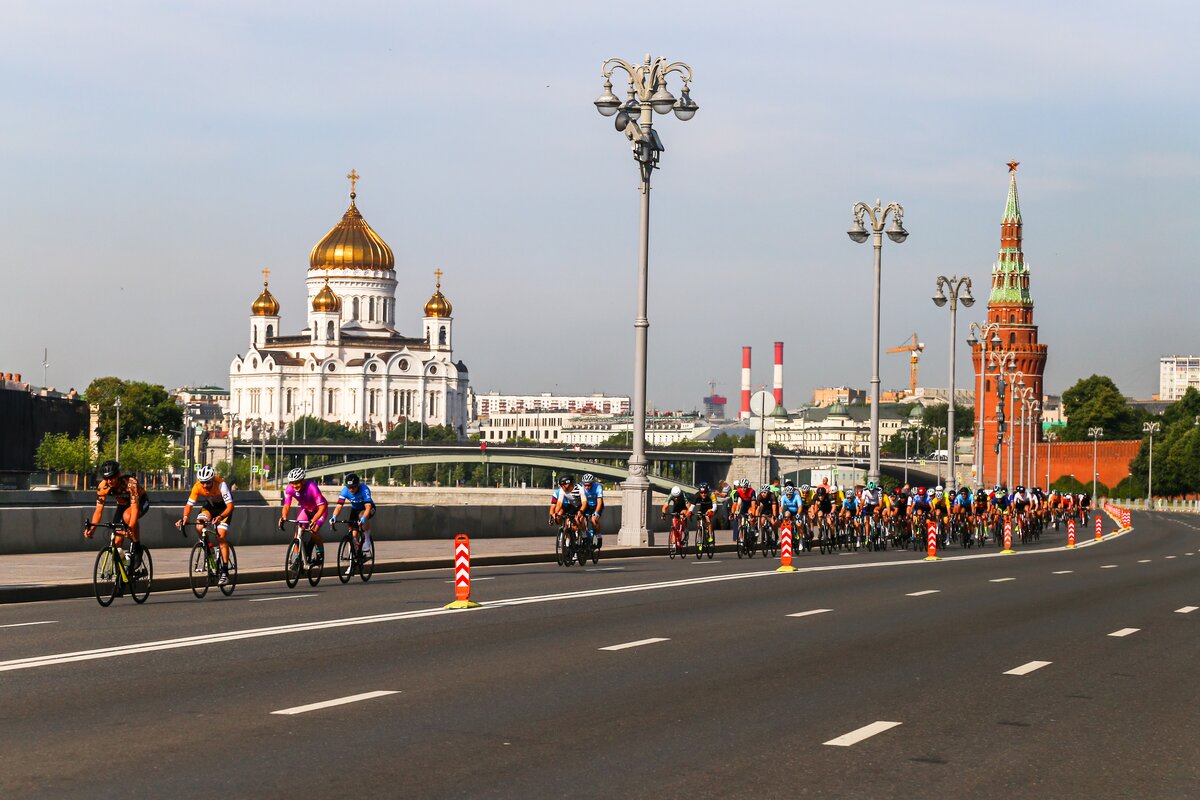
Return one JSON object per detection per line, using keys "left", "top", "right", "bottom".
{"left": 251, "top": 269, "right": 280, "bottom": 316}
{"left": 308, "top": 171, "right": 395, "bottom": 272}
{"left": 424, "top": 269, "right": 453, "bottom": 317}
{"left": 312, "top": 278, "right": 342, "bottom": 313}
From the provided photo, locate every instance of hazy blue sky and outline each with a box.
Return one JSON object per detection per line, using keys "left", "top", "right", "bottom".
{"left": 3, "top": 1, "right": 1197, "bottom": 410}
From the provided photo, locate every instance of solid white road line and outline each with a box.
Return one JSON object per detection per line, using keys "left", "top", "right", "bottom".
{"left": 788, "top": 609, "right": 833, "bottom": 618}
{"left": 271, "top": 690, "right": 399, "bottom": 716}
{"left": 586, "top": 567, "right": 626, "bottom": 572}
{"left": 824, "top": 721, "right": 902, "bottom": 747}
{"left": 1165, "top": 556, "right": 1177, "bottom": 560}
{"left": 1138, "top": 560, "right": 1152, "bottom": 563}
{"left": 1108, "top": 628, "right": 1140, "bottom": 638}
{"left": 1175, "top": 606, "right": 1198, "bottom": 614}
{"left": 989, "top": 578, "right": 1016, "bottom": 583}
{"left": 1005, "top": 660, "right": 1052, "bottom": 676}
{"left": 248, "top": 595, "right": 317, "bottom": 602}
{"left": 1101, "top": 565, "right": 1119, "bottom": 569}
{"left": 599, "top": 637, "right": 669, "bottom": 652}
{"left": 906, "top": 590, "right": 940, "bottom": 597}
{"left": 0, "top": 621, "right": 58, "bottom": 629}
{"left": 1052, "top": 570, "right": 1074, "bottom": 575}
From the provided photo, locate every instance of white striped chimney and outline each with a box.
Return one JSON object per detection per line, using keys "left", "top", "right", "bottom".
{"left": 773, "top": 341, "right": 784, "bottom": 409}
{"left": 740, "top": 346, "right": 752, "bottom": 420}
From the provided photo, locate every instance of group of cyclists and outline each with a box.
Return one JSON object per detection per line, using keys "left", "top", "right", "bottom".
{"left": 658, "top": 477, "right": 1094, "bottom": 554}
{"left": 83, "top": 460, "right": 380, "bottom": 591}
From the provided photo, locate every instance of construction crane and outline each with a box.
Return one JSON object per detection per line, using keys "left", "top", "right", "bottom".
{"left": 887, "top": 333, "right": 925, "bottom": 395}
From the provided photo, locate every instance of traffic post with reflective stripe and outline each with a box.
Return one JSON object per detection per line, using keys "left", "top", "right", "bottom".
{"left": 924, "top": 519, "right": 939, "bottom": 561}
{"left": 444, "top": 534, "right": 482, "bottom": 609}
{"left": 776, "top": 520, "right": 798, "bottom": 572}
{"left": 1001, "top": 519, "right": 1014, "bottom": 555}
{"left": 1095, "top": 515, "right": 1103, "bottom": 540}
{"left": 1067, "top": 518, "right": 1076, "bottom": 548}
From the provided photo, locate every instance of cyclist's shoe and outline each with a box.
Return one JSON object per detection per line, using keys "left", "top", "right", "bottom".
{"left": 217, "top": 569, "right": 229, "bottom": 587}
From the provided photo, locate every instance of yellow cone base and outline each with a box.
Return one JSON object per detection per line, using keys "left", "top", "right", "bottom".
{"left": 443, "top": 599, "right": 482, "bottom": 609}
{"left": 1000, "top": 549, "right": 1015, "bottom": 555}
{"left": 924, "top": 555, "right": 941, "bottom": 562}
{"left": 1066, "top": 543, "right": 1076, "bottom": 549}
{"left": 776, "top": 565, "right": 798, "bottom": 572}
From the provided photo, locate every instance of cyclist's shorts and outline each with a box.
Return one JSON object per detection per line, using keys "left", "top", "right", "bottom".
{"left": 560, "top": 503, "right": 582, "bottom": 516}
{"left": 198, "top": 503, "right": 234, "bottom": 529}
{"left": 586, "top": 505, "right": 604, "bottom": 517}
{"left": 110, "top": 497, "right": 150, "bottom": 524}
{"left": 862, "top": 503, "right": 877, "bottom": 515}
{"left": 297, "top": 508, "right": 328, "bottom": 527}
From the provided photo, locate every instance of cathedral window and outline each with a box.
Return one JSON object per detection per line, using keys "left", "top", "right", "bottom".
{"left": 439, "top": 326, "right": 447, "bottom": 346}
{"left": 369, "top": 297, "right": 376, "bottom": 321}
{"left": 327, "top": 321, "right": 335, "bottom": 340}
{"left": 266, "top": 325, "right": 274, "bottom": 339}
{"left": 352, "top": 297, "right": 360, "bottom": 320}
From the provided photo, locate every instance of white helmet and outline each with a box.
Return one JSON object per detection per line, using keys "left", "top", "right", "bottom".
{"left": 670, "top": 486, "right": 682, "bottom": 497}
{"left": 935, "top": 485, "right": 944, "bottom": 493}
{"left": 196, "top": 465, "right": 215, "bottom": 482}
{"left": 286, "top": 467, "right": 306, "bottom": 483}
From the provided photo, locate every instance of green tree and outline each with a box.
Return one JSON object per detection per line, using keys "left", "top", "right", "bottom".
{"left": 35, "top": 433, "right": 94, "bottom": 488}
{"left": 97, "top": 435, "right": 182, "bottom": 487}
{"left": 1060, "top": 375, "right": 1145, "bottom": 441}
{"left": 84, "top": 377, "right": 183, "bottom": 450}
{"left": 384, "top": 422, "right": 460, "bottom": 443}
{"left": 286, "top": 415, "right": 367, "bottom": 442}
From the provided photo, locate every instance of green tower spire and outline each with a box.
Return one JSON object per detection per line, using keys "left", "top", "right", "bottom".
{"left": 989, "top": 161, "right": 1032, "bottom": 305}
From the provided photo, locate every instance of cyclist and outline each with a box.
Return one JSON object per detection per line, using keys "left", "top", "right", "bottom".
{"left": 813, "top": 484, "right": 834, "bottom": 528}
{"left": 581, "top": 473, "right": 605, "bottom": 549}
{"left": 860, "top": 480, "right": 882, "bottom": 533}
{"left": 779, "top": 484, "right": 803, "bottom": 532}
{"left": 951, "top": 486, "right": 972, "bottom": 543}
{"left": 971, "top": 485, "right": 989, "bottom": 540}
{"left": 690, "top": 482, "right": 715, "bottom": 547}
{"left": 176, "top": 465, "right": 235, "bottom": 585}
{"left": 1079, "top": 492, "right": 1092, "bottom": 524}
{"left": 279, "top": 467, "right": 330, "bottom": 565}
{"left": 839, "top": 486, "right": 860, "bottom": 542}
{"left": 712, "top": 480, "right": 732, "bottom": 528}
{"left": 85, "top": 459, "right": 150, "bottom": 575}
{"left": 755, "top": 483, "right": 778, "bottom": 547}
{"left": 333, "top": 473, "right": 376, "bottom": 556}
{"left": 662, "top": 486, "right": 692, "bottom": 547}
{"left": 732, "top": 479, "right": 756, "bottom": 545}
{"left": 551, "top": 475, "right": 586, "bottom": 530}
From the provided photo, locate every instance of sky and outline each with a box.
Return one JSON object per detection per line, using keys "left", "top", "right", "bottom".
{"left": 3, "top": 0, "right": 1197, "bottom": 411}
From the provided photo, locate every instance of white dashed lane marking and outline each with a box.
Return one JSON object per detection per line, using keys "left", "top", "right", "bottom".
{"left": 1138, "top": 559, "right": 1152, "bottom": 563}
{"left": 0, "top": 621, "right": 58, "bottom": 629}
{"left": 1101, "top": 565, "right": 1119, "bottom": 569}
{"left": 1005, "top": 660, "right": 1052, "bottom": 676}
{"left": 1175, "top": 606, "right": 1198, "bottom": 614}
{"left": 824, "top": 721, "right": 902, "bottom": 747}
{"left": 1053, "top": 570, "right": 1074, "bottom": 575}
{"left": 906, "top": 590, "right": 940, "bottom": 597}
{"left": 599, "top": 637, "right": 669, "bottom": 652}
{"left": 989, "top": 578, "right": 1015, "bottom": 583}
{"left": 249, "top": 595, "right": 316, "bottom": 602}
{"left": 1108, "top": 628, "right": 1140, "bottom": 638}
{"left": 272, "top": 690, "right": 399, "bottom": 716}
{"left": 788, "top": 609, "right": 833, "bottom": 618}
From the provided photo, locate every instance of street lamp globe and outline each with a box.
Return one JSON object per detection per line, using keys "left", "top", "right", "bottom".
{"left": 847, "top": 219, "right": 869, "bottom": 243}
{"left": 886, "top": 217, "right": 909, "bottom": 243}
{"left": 961, "top": 289, "right": 975, "bottom": 308}
{"left": 932, "top": 289, "right": 948, "bottom": 307}
{"left": 649, "top": 81, "right": 677, "bottom": 114}
{"left": 594, "top": 78, "right": 620, "bottom": 116}
{"left": 672, "top": 86, "right": 698, "bottom": 120}
{"left": 990, "top": 333, "right": 1002, "bottom": 347}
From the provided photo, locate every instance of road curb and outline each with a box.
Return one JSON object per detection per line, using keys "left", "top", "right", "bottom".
{"left": 0, "top": 543, "right": 745, "bottom": 604}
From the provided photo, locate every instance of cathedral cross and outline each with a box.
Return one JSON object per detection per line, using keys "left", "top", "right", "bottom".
{"left": 262, "top": 267, "right": 270, "bottom": 286}
{"left": 347, "top": 169, "right": 360, "bottom": 196}
{"left": 434, "top": 268, "right": 443, "bottom": 288}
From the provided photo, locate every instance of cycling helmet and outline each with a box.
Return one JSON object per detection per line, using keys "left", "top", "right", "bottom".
{"left": 559, "top": 475, "right": 574, "bottom": 486}
{"left": 1016, "top": 485, "right": 1025, "bottom": 493}
{"left": 286, "top": 467, "right": 306, "bottom": 483}
{"left": 345, "top": 473, "right": 360, "bottom": 487}
{"left": 784, "top": 486, "right": 795, "bottom": 497}
{"left": 867, "top": 481, "right": 877, "bottom": 490}
{"left": 816, "top": 486, "right": 827, "bottom": 495}
{"left": 760, "top": 485, "right": 771, "bottom": 493}
{"left": 784, "top": 479, "right": 795, "bottom": 488}
{"left": 196, "top": 465, "right": 215, "bottom": 482}
{"left": 582, "top": 473, "right": 595, "bottom": 484}
{"left": 100, "top": 460, "right": 120, "bottom": 479}
{"left": 935, "top": 485, "right": 944, "bottom": 493}
{"left": 670, "top": 486, "right": 682, "bottom": 497}
{"left": 800, "top": 484, "right": 810, "bottom": 492}
{"left": 832, "top": 485, "right": 840, "bottom": 493}
{"left": 993, "top": 484, "right": 1001, "bottom": 492}
{"left": 917, "top": 487, "right": 927, "bottom": 496}
{"left": 698, "top": 482, "right": 709, "bottom": 491}
{"left": 958, "top": 486, "right": 969, "bottom": 494}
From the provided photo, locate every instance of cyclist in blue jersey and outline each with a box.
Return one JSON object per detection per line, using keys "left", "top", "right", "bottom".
{"left": 332, "top": 473, "right": 376, "bottom": 555}
{"left": 581, "top": 473, "right": 605, "bottom": 549}
{"left": 778, "top": 485, "right": 802, "bottom": 524}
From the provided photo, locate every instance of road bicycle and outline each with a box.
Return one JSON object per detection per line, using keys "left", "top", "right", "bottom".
{"left": 85, "top": 520, "right": 152, "bottom": 607}
{"left": 186, "top": 520, "right": 238, "bottom": 598}
{"left": 665, "top": 512, "right": 688, "bottom": 560}
{"left": 281, "top": 517, "right": 324, "bottom": 588}
{"left": 694, "top": 512, "right": 715, "bottom": 560}
{"left": 759, "top": 515, "right": 778, "bottom": 558}
{"left": 332, "top": 517, "right": 374, "bottom": 583}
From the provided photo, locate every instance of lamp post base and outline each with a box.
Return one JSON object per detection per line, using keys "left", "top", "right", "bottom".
{"left": 618, "top": 476, "right": 651, "bottom": 546}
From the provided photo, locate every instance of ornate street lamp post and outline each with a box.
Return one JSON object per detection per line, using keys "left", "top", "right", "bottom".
{"left": 1015, "top": 385, "right": 1034, "bottom": 486}
{"left": 595, "top": 54, "right": 698, "bottom": 546}
{"left": 1088, "top": 427, "right": 1104, "bottom": 499}
{"left": 987, "top": 349, "right": 1018, "bottom": 487}
{"left": 931, "top": 425, "right": 947, "bottom": 486}
{"left": 1143, "top": 421, "right": 1161, "bottom": 506}
{"left": 900, "top": 429, "right": 914, "bottom": 484}
{"left": 113, "top": 397, "right": 123, "bottom": 463}
{"left": 966, "top": 324, "right": 1001, "bottom": 487}
{"left": 933, "top": 276, "right": 974, "bottom": 492}
{"left": 1028, "top": 401, "right": 1040, "bottom": 489}
{"left": 1045, "top": 430, "right": 1058, "bottom": 489}
{"left": 848, "top": 201, "right": 908, "bottom": 486}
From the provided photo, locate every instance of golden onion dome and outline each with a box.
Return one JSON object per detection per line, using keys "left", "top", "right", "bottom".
{"left": 251, "top": 269, "right": 280, "bottom": 316}
{"left": 423, "top": 270, "right": 453, "bottom": 317}
{"left": 309, "top": 171, "right": 395, "bottom": 272}
{"left": 311, "top": 278, "right": 342, "bottom": 313}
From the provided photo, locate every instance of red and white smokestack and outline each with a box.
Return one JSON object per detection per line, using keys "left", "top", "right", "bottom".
{"left": 740, "top": 346, "right": 752, "bottom": 420}
{"left": 773, "top": 341, "right": 784, "bottom": 409}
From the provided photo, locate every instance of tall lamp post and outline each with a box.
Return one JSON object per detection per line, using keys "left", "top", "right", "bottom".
{"left": 594, "top": 54, "right": 698, "bottom": 546}
{"left": 1143, "top": 421, "right": 1161, "bottom": 507}
{"left": 931, "top": 425, "right": 947, "bottom": 485}
{"left": 1045, "top": 430, "right": 1058, "bottom": 489}
{"left": 1015, "top": 385, "right": 1034, "bottom": 486}
{"left": 113, "top": 396, "right": 123, "bottom": 463}
{"left": 1088, "top": 426, "right": 1104, "bottom": 499}
{"left": 900, "top": 429, "right": 914, "bottom": 483}
{"left": 966, "top": 324, "right": 1001, "bottom": 486}
{"left": 987, "top": 349, "right": 1018, "bottom": 487}
{"left": 932, "top": 276, "right": 974, "bottom": 492}
{"left": 1027, "top": 401, "right": 1040, "bottom": 489}
{"left": 848, "top": 200, "right": 908, "bottom": 486}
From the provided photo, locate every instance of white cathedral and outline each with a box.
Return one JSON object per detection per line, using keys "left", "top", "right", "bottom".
{"left": 229, "top": 172, "right": 470, "bottom": 440}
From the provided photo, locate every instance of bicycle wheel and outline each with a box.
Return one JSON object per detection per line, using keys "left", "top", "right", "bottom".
{"left": 130, "top": 548, "right": 152, "bottom": 604}
{"left": 555, "top": 530, "right": 565, "bottom": 566}
{"left": 359, "top": 541, "right": 374, "bottom": 581}
{"left": 308, "top": 545, "right": 323, "bottom": 586}
{"left": 695, "top": 522, "right": 704, "bottom": 560}
{"left": 93, "top": 548, "right": 118, "bottom": 607}
{"left": 285, "top": 540, "right": 303, "bottom": 588}
{"left": 189, "top": 541, "right": 210, "bottom": 599}
{"left": 706, "top": 533, "right": 715, "bottom": 559}
{"left": 220, "top": 544, "right": 238, "bottom": 596}
{"left": 338, "top": 535, "right": 354, "bottom": 584}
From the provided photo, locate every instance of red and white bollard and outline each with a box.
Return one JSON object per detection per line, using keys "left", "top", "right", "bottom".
{"left": 925, "top": 519, "right": 939, "bottom": 561}
{"left": 444, "top": 534, "right": 482, "bottom": 609}
{"left": 1122, "top": 509, "right": 1131, "bottom": 529}
{"left": 1067, "top": 518, "right": 1076, "bottom": 548}
{"left": 777, "top": 521, "right": 797, "bottom": 572}
{"left": 1002, "top": 520, "right": 1014, "bottom": 554}
{"left": 1095, "top": 515, "right": 1103, "bottom": 541}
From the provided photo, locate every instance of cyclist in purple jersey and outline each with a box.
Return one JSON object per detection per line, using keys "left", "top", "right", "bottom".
{"left": 279, "top": 468, "right": 329, "bottom": 562}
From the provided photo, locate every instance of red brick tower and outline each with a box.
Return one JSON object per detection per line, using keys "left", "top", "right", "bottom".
{"left": 972, "top": 162, "right": 1048, "bottom": 488}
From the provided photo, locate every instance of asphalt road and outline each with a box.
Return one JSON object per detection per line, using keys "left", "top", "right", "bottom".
{"left": 1, "top": 512, "right": 1196, "bottom": 799}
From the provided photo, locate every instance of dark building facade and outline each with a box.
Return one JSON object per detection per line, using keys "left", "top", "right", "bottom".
{"left": 0, "top": 375, "right": 89, "bottom": 488}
